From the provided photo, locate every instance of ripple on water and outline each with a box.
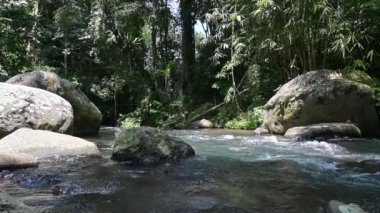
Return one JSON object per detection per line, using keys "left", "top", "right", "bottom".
{"left": 2, "top": 128, "right": 380, "bottom": 212}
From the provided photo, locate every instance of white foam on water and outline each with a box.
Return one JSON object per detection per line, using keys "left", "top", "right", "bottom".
{"left": 228, "top": 147, "right": 248, "bottom": 152}
{"left": 258, "top": 153, "right": 272, "bottom": 160}
{"left": 295, "top": 158, "right": 338, "bottom": 170}
{"left": 223, "top": 135, "right": 235, "bottom": 140}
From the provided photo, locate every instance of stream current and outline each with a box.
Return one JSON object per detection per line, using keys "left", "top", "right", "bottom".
{"left": 1, "top": 127, "right": 380, "bottom": 212}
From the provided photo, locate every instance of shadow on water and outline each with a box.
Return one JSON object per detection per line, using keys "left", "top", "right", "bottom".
{"left": 1, "top": 128, "right": 380, "bottom": 212}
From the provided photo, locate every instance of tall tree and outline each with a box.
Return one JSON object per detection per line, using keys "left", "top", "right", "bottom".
{"left": 180, "top": 0, "right": 195, "bottom": 93}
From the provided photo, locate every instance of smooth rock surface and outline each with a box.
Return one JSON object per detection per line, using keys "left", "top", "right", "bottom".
{"left": 0, "top": 83, "right": 73, "bottom": 138}
{"left": 253, "top": 127, "right": 270, "bottom": 135}
{"left": 0, "top": 191, "right": 37, "bottom": 213}
{"left": 7, "top": 71, "right": 102, "bottom": 135}
{"left": 327, "top": 200, "right": 367, "bottom": 213}
{"left": 0, "top": 128, "right": 100, "bottom": 159}
{"left": 190, "top": 119, "right": 214, "bottom": 129}
{"left": 263, "top": 70, "right": 380, "bottom": 137}
{"left": 0, "top": 153, "right": 38, "bottom": 170}
{"left": 284, "top": 123, "right": 361, "bottom": 140}
{"left": 111, "top": 127, "right": 195, "bottom": 165}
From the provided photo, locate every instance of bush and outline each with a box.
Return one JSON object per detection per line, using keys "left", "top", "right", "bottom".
{"left": 225, "top": 106, "right": 263, "bottom": 130}
{"left": 118, "top": 116, "right": 140, "bottom": 129}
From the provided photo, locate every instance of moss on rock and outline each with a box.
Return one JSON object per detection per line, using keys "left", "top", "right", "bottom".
{"left": 111, "top": 127, "right": 195, "bottom": 165}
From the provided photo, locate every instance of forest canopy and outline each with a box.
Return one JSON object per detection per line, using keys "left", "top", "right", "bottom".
{"left": 1, "top": 0, "right": 379, "bottom": 128}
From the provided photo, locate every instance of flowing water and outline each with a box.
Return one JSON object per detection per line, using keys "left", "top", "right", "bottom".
{"left": 1, "top": 127, "right": 380, "bottom": 212}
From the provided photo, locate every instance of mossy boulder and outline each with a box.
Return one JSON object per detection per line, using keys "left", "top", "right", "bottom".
{"left": 263, "top": 70, "right": 380, "bottom": 137}
{"left": 6, "top": 71, "right": 102, "bottom": 135}
{"left": 111, "top": 127, "right": 195, "bottom": 165}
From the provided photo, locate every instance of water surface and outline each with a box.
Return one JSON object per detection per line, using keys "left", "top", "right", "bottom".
{"left": 1, "top": 127, "right": 380, "bottom": 212}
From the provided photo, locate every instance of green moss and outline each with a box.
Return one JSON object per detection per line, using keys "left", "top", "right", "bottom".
{"left": 342, "top": 69, "right": 374, "bottom": 87}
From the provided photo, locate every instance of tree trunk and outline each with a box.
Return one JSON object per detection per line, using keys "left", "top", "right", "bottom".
{"left": 64, "top": 32, "right": 68, "bottom": 77}
{"left": 180, "top": 0, "right": 195, "bottom": 93}
{"left": 114, "top": 92, "right": 117, "bottom": 125}
{"left": 151, "top": 0, "right": 158, "bottom": 69}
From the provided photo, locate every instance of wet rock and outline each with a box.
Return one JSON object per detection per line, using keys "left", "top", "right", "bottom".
{"left": 327, "top": 200, "right": 367, "bottom": 213}
{"left": 7, "top": 71, "right": 102, "bottom": 135}
{"left": 0, "top": 128, "right": 100, "bottom": 159}
{"left": 253, "top": 127, "right": 269, "bottom": 135}
{"left": 18, "top": 174, "right": 62, "bottom": 189}
{"left": 263, "top": 70, "right": 380, "bottom": 137}
{"left": 0, "top": 191, "right": 37, "bottom": 212}
{"left": 0, "top": 83, "right": 73, "bottom": 138}
{"left": 284, "top": 123, "right": 361, "bottom": 141}
{"left": 111, "top": 127, "right": 195, "bottom": 165}
{"left": 52, "top": 183, "right": 83, "bottom": 195}
{"left": 339, "top": 160, "right": 380, "bottom": 174}
{"left": 0, "top": 153, "right": 38, "bottom": 170}
{"left": 190, "top": 119, "right": 214, "bottom": 129}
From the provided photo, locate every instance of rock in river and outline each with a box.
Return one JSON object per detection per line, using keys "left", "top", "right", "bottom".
{"left": 7, "top": 71, "right": 102, "bottom": 135}
{"left": 111, "top": 127, "right": 195, "bottom": 165}
{"left": 284, "top": 123, "right": 361, "bottom": 140}
{"left": 253, "top": 127, "right": 270, "bottom": 135}
{"left": 0, "top": 83, "right": 73, "bottom": 138}
{"left": 327, "top": 200, "right": 367, "bottom": 213}
{"left": 0, "top": 128, "right": 100, "bottom": 159}
{"left": 263, "top": 70, "right": 380, "bottom": 137}
{"left": 0, "top": 191, "right": 37, "bottom": 213}
{"left": 0, "top": 153, "right": 38, "bottom": 170}
{"left": 190, "top": 119, "right": 214, "bottom": 129}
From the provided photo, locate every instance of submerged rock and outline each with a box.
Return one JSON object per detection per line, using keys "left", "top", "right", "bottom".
{"left": 111, "top": 127, "right": 195, "bottom": 165}
{"left": 7, "top": 71, "right": 102, "bottom": 135}
{"left": 0, "top": 128, "right": 100, "bottom": 159}
{"left": 284, "top": 123, "right": 361, "bottom": 141}
{"left": 263, "top": 70, "right": 380, "bottom": 137}
{"left": 339, "top": 160, "right": 380, "bottom": 174}
{"left": 327, "top": 200, "right": 367, "bottom": 213}
{"left": 0, "top": 153, "right": 38, "bottom": 170}
{"left": 0, "top": 191, "right": 37, "bottom": 213}
{"left": 0, "top": 83, "right": 73, "bottom": 138}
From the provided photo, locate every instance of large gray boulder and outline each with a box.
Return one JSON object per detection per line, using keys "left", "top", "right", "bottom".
{"left": 0, "top": 83, "right": 73, "bottom": 138}
{"left": 0, "top": 128, "right": 100, "bottom": 159}
{"left": 263, "top": 70, "right": 380, "bottom": 137}
{"left": 111, "top": 127, "right": 195, "bottom": 165}
{"left": 0, "top": 153, "right": 38, "bottom": 170}
{"left": 6, "top": 71, "right": 102, "bottom": 135}
{"left": 284, "top": 123, "right": 361, "bottom": 141}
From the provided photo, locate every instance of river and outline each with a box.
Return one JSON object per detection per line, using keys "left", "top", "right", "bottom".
{"left": 1, "top": 127, "right": 380, "bottom": 212}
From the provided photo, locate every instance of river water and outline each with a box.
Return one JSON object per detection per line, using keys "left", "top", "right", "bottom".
{"left": 1, "top": 127, "right": 380, "bottom": 212}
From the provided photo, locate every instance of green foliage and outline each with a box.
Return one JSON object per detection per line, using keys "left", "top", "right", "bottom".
{"left": 118, "top": 115, "right": 141, "bottom": 129}
{"left": 341, "top": 67, "right": 374, "bottom": 87}
{"left": 225, "top": 106, "right": 263, "bottom": 130}
{"left": 211, "top": 105, "right": 237, "bottom": 128}
{"left": 1, "top": 0, "right": 380, "bottom": 127}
